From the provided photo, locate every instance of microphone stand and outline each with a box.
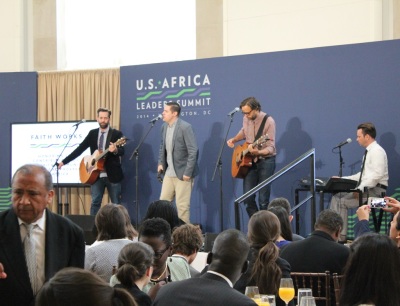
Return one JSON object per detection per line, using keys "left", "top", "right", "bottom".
{"left": 338, "top": 146, "right": 344, "bottom": 177}
{"left": 211, "top": 114, "right": 236, "bottom": 232}
{"left": 130, "top": 120, "right": 159, "bottom": 227}
{"left": 50, "top": 124, "right": 80, "bottom": 215}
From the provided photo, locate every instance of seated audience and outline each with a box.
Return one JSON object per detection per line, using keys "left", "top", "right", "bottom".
{"left": 269, "top": 197, "right": 304, "bottom": 241}
{"left": 114, "top": 242, "right": 154, "bottom": 306}
{"left": 171, "top": 224, "right": 204, "bottom": 277}
{"left": 268, "top": 206, "right": 292, "bottom": 248}
{"left": 142, "top": 200, "right": 184, "bottom": 231}
{"left": 85, "top": 204, "right": 134, "bottom": 282}
{"left": 153, "top": 229, "right": 257, "bottom": 306}
{"left": 339, "top": 233, "right": 400, "bottom": 306}
{"left": 234, "top": 210, "right": 291, "bottom": 306}
{"left": 117, "top": 204, "right": 138, "bottom": 241}
{"left": 36, "top": 267, "right": 137, "bottom": 306}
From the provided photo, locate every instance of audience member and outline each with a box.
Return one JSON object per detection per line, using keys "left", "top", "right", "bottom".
{"left": 0, "top": 164, "right": 85, "bottom": 306}
{"left": 280, "top": 209, "right": 349, "bottom": 275}
{"left": 35, "top": 267, "right": 137, "bottom": 306}
{"left": 339, "top": 233, "right": 400, "bottom": 306}
{"left": 234, "top": 210, "right": 291, "bottom": 306}
{"left": 268, "top": 206, "right": 292, "bottom": 248}
{"left": 142, "top": 200, "right": 184, "bottom": 231}
{"left": 85, "top": 204, "right": 134, "bottom": 282}
{"left": 117, "top": 204, "right": 138, "bottom": 241}
{"left": 153, "top": 229, "right": 257, "bottom": 306}
{"left": 269, "top": 197, "right": 304, "bottom": 241}
{"left": 171, "top": 224, "right": 203, "bottom": 277}
{"left": 114, "top": 242, "right": 154, "bottom": 306}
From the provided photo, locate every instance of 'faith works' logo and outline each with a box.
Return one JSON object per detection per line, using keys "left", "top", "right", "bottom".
{"left": 135, "top": 74, "right": 212, "bottom": 119}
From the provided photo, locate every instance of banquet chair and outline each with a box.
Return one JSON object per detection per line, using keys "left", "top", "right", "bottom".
{"left": 290, "top": 271, "right": 331, "bottom": 306}
{"left": 332, "top": 273, "right": 343, "bottom": 306}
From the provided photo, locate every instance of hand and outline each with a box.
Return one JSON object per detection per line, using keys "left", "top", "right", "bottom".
{"left": 383, "top": 196, "right": 400, "bottom": 214}
{"left": 57, "top": 162, "right": 64, "bottom": 170}
{"left": 157, "top": 165, "right": 164, "bottom": 173}
{"left": 248, "top": 145, "right": 258, "bottom": 155}
{"left": 227, "top": 138, "right": 235, "bottom": 148}
{"left": 0, "top": 262, "right": 7, "bottom": 279}
{"left": 183, "top": 175, "right": 191, "bottom": 182}
{"left": 356, "top": 205, "right": 370, "bottom": 220}
{"left": 109, "top": 142, "right": 117, "bottom": 153}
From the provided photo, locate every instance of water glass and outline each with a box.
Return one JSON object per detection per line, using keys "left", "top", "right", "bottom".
{"left": 297, "top": 288, "right": 312, "bottom": 306}
{"left": 260, "top": 295, "right": 276, "bottom": 306}
{"left": 299, "top": 296, "right": 316, "bottom": 306}
{"left": 245, "top": 286, "right": 260, "bottom": 299}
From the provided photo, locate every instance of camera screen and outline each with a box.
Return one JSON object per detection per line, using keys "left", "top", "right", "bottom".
{"left": 369, "top": 197, "right": 386, "bottom": 208}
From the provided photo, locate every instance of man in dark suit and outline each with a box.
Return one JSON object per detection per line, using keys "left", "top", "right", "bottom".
{"left": 0, "top": 164, "right": 85, "bottom": 306}
{"left": 58, "top": 107, "right": 125, "bottom": 215}
{"left": 152, "top": 229, "right": 257, "bottom": 306}
{"left": 158, "top": 102, "right": 199, "bottom": 224}
{"left": 280, "top": 209, "right": 350, "bottom": 275}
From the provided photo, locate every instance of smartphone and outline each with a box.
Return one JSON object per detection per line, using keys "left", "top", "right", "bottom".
{"left": 368, "top": 197, "right": 387, "bottom": 209}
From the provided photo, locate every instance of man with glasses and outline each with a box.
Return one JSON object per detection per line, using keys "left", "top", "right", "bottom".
{"left": 227, "top": 97, "right": 277, "bottom": 217}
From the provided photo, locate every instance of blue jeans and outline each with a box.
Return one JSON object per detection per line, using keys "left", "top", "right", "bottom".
{"left": 90, "top": 177, "right": 121, "bottom": 215}
{"left": 243, "top": 156, "right": 276, "bottom": 217}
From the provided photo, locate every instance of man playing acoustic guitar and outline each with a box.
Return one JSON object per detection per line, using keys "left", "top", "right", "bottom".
{"left": 58, "top": 107, "right": 125, "bottom": 215}
{"left": 227, "top": 97, "right": 276, "bottom": 217}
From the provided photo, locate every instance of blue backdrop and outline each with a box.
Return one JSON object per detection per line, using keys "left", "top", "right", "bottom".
{"left": 120, "top": 40, "right": 400, "bottom": 234}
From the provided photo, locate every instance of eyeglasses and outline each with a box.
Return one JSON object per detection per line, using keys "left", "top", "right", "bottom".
{"left": 153, "top": 247, "right": 169, "bottom": 260}
{"left": 242, "top": 109, "right": 253, "bottom": 115}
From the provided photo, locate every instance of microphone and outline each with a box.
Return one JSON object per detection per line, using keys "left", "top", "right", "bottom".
{"left": 72, "top": 119, "right": 86, "bottom": 127}
{"left": 333, "top": 138, "right": 352, "bottom": 149}
{"left": 149, "top": 114, "right": 162, "bottom": 123}
{"left": 227, "top": 107, "right": 240, "bottom": 116}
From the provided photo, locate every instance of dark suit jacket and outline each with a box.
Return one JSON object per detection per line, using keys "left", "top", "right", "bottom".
{"left": 153, "top": 272, "right": 257, "bottom": 306}
{"left": 279, "top": 230, "right": 350, "bottom": 274}
{"left": 158, "top": 118, "right": 199, "bottom": 180}
{"left": 114, "top": 283, "right": 151, "bottom": 306}
{"left": 0, "top": 208, "right": 85, "bottom": 306}
{"left": 62, "top": 128, "right": 124, "bottom": 182}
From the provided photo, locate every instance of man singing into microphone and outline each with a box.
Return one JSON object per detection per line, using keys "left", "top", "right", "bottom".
{"left": 330, "top": 122, "right": 388, "bottom": 242}
{"left": 58, "top": 107, "right": 125, "bottom": 215}
{"left": 158, "top": 101, "right": 199, "bottom": 224}
{"left": 227, "top": 97, "right": 276, "bottom": 217}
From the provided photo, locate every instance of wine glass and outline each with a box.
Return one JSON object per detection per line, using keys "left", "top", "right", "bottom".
{"left": 245, "top": 286, "right": 260, "bottom": 301}
{"left": 299, "top": 296, "right": 316, "bottom": 306}
{"left": 279, "top": 278, "right": 295, "bottom": 306}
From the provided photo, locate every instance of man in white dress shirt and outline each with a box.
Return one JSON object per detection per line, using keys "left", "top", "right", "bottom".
{"left": 330, "top": 122, "right": 389, "bottom": 241}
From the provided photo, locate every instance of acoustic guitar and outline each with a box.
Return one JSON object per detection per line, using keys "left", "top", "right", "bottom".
{"left": 79, "top": 137, "right": 126, "bottom": 184}
{"left": 231, "top": 134, "right": 269, "bottom": 179}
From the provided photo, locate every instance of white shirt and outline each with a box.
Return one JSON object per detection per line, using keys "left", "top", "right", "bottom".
{"left": 19, "top": 210, "right": 46, "bottom": 291}
{"left": 344, "top": 141, "right": 389, "bottom": 191}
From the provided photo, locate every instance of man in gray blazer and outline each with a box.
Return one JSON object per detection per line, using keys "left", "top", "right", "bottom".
{"left": 158, "top": 102, "right": 199, "bottom": 224}
{"left": 0, "top": 164, "right": 85, "bottom": 306}
{"left": 153, "top": 229, "right": 257, "bottom": 306}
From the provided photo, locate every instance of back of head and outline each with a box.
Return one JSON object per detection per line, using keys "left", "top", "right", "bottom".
{"left": 340, "top": 233, "right": 400, "bottom": 305}
{"left": 269, "top": 197, "right": 291, "bottom": 215}
{"left": 117, "top": 204, "right": 138, "bottom": 240}
{"left": 142, "top": 200, "right": 182, "bottom": 232}
{"left": 139, "top": 217, "right": 172, "bottom": 247}
{"left": 172, "top": 224, "right": 203, "bottom": 256}
{"left": 314, "top": 209, "right": 343, "bottom": 236}
{"left": 116, "top": 242, "right": 154, "bottom": 287}
{"left": 248, "top": 210, "right": 280, "bottom": 247}
{"left": 36, "top": 267, "right": 137, "bottom": 306}
{"left": 208, "top": 229, "right": 249, "bottom": 280}
{"left": 95, "top": 204, "right": 127, "bottom": 241}
{"left": 267, "top": 206, "right": 293, "bottom": 241}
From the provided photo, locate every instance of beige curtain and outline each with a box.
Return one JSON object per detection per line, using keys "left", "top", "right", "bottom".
{"left": 37, "top": 68, "right": 120, "bottom": 215}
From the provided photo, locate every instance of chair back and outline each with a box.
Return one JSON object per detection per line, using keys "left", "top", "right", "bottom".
{"left": 290, "top": 271, "right": 330, "bottom": 306}
{"left": 332, "top": 273, "right": 343, "bottom": 306}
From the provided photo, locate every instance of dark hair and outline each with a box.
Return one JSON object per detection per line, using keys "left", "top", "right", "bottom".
{"left": 357, "top": 122, "right": 376, "bottom": 139}
{"left": 142, "top": 200, "right": 183, "bottom": 232}
{"left": 172, "top": 224, "right": 203, "bottom": 256}
{"left": 314, "top": 209, "right": 343, "bottom": 234}
{"left": 269, "top": 197, "right": 291, "bottom": 215}
{"left": 117, "top": 205, "right": 138, "bottom": 240}
{"left": 139, "top": 217, "right": 172, "bottom": 247}
{"left": 268, "top": 206, "right": 293, "bottom": 241}
{"left": 95, "top": 204, "right": 127, "bottom": 241}
{"left": 396, "top": 212, "right": 400, "bottom": 231}
{"left": 97, "top": 107, "right": 112, "bottom": 117}
{"left": 165, "top": 101, "right": 181, "bottom": 116}
{"left": 240, "top": 97, "right": 261, "bottom": 111}
{"left": 35, "top": 267, "right": 137, "bottom": 306}
{"left": 247, "top": 211, "right": 282, "bottom": 295}
{"left": 116, "top": 242, "right": 154, "bottom": 287}
{"left": 340, "top": 233, "right": 400, "bottom": 306}
{"left": 12, "top": 164, "right": 53, "bottom": 191}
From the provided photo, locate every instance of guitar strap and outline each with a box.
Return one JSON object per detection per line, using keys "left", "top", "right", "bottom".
{"left": 255, "top": 114, "right": 269, "bottom": 140}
